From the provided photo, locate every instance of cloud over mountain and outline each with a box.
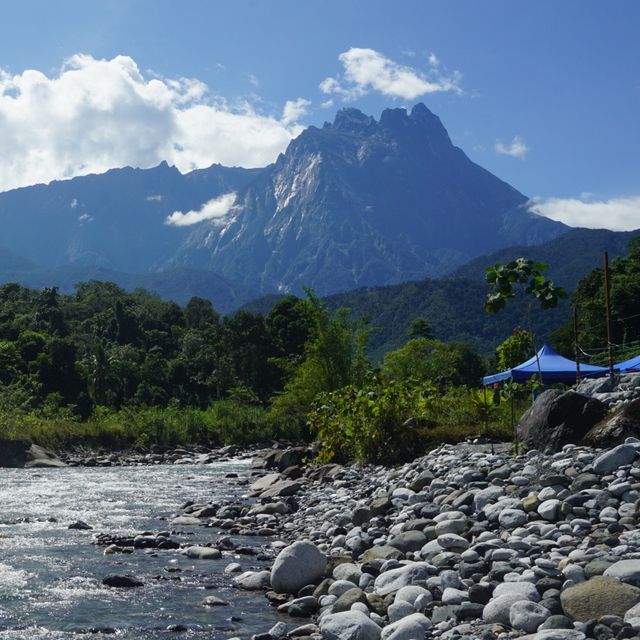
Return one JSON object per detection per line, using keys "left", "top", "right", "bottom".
{"left": 0, "top": 54, "right": 305, "bottom": 192}
{"left": 166, "top": 192, "right": 238, "bottom": 227}
{"left": 529, "top": 195, "right": 640, "bottom": 231}
{"left": 320, "top": 47, "right": 462, "bottom": 102}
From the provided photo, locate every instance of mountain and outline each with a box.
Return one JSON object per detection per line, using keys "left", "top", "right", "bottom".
{"left": 0, "top": 103, "right": 567, "bottom": 305}
{"left": 243, "top": 228, "right": 639, "bottom": 357}
{"left": 171, "top": 103, "right": 567, "bottom": 294}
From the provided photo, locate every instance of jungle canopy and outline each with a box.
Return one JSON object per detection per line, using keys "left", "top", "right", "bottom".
{"left": 483, "top": 343, "right": 609, "bottom": 385}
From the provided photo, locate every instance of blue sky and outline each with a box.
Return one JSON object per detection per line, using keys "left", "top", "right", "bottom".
{"left": 1, "top": 0, "right": 639, "bottom": 229}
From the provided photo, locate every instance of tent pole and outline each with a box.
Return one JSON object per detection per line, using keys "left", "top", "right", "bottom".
{"left": 604, "top": 252, "right": 615, "bottom": 378}
{"left": 573, "top": 307, "right": 581, "bottom": 383}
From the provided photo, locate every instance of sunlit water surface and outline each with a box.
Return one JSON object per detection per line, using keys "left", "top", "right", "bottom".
{"left": 0, "top": 462, "right": 283, "bottom": 639}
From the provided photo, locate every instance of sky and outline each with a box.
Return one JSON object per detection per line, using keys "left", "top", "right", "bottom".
{"left": 0, "top": 0, "right": 638, "bottom": 230}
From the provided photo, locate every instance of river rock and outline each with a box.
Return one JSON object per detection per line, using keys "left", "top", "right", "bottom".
{"left": 185, "top": 546, "right": 221, "bottom": 559}
{"left": 517, "top": 390, "right": 607, "bottom": 452}
{"left": 583, "top": 399, "right": 640, "bottom": 447}
{"left": 560, "top": 576, "right": 640, "bottom": 620}
{"left": 361, "top": 545, "right": 402, "bottom": 563}
{"left": 483, "top": 594, "right": 529, "bottom": 625}
{"left": 102, "top": 574, "right": 143, "bottom": 588}
{"left": 201, "top": 595, "right": 229, "bottom": 606}
{"left": 509, "top": 600, "right": 551, "bottom": 633}
{"left": 320, "top": 610, "right": 381, "bottom": 640}
{"left": 387, "top": 531, "right": 426, "bottom": 553}
{"left": 603, "top": 559, "right": 640, "bottom": 586}
{"left": 333, "top": 588, "right": 368, "bottom": 613}
{"left": 25, "top": 444, "right": 67, "bottom": 468}
{"left": 271, "top": 540, "right": 327, "bottom": 594}
{"left": 380, "top": 612, "right": 431, "bottom": 640}
{"left": 373, "top": 562, "right": 432, "bottom": 596}
{"left": 592, "top": 443, "right": 639, "bottom": 475}
{"left": 234, "top": 570, "right": 271, "bottom": 590}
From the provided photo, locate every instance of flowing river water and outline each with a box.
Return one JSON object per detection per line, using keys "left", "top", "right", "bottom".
{"left": 0, "top": 462, "right": 283, "bottom": 639}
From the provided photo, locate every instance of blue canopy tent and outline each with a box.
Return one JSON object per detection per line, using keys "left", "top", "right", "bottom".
{"left": 483, "top": 343, "right": 609, "bottom": 385}
{"left": 616, "top": 354, "right": 640, "bottom": 373}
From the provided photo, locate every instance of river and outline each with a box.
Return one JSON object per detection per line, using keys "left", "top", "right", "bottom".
{"left": 0, "top": 462, "right": 283, "bottom": 639}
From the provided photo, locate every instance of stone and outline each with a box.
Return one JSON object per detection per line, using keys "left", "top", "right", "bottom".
{"left": 234, "top": 570, "right": 271, "bottom": 590}
{"left": 352, "top": 507, "right": 372, "bottom": 527}
{"left": 493, "top": 581, "right": 539, "bottom": 602}
{"left": 380, "top": 612, "right": 432, "bottom": 640}
{"left": 592, "top": 444, "right": 639, "bottom": 475}
{"left": 623, "top": 601, "right": 640, "bottom": 628}
{"left": 320, "top": 610, "right": 381, "bottom": 640}
{"left": 270, "top": 541, "right": 327, "bottom": 594}
{"left": 361, "top": 546, "right": 402, "bottom": 563}
{"left": 509, "top": 600, "right": 551, "bottom": 633}
{"left": 333, "top": 588, "right": 368, "bottom": 613}
{"left": 0, "top": 438, "right": 29, "bottom": 467}
{"left": 373, "top": 562, "right": 432, "bottom": 596}
{"left": 68, "top": 520, "right": 92, "bottom": 530}
{"left": 583, "top": 399, "right": 640, "bottom": 448}
{"left": 102, "top": 574, "right": 143, "bottom": 588}
{"left": 603, "top": 559, "right": 640, "bottom": 586}
{"left": 538, "top": 499, "right": 562, "bottom": 521}
{"left": 498, "top": 508, "right": 528, "bottom": 528}
{"left": 517, "top": 390, "right": 606, "bottom": 453}
{"left": 185, "top": 546, "right": 221, "bottom": 560}
{"left": 394, "top": 585, "right": 431, "bottom": 607}
{"left": 260, "top": 479, "right": 302, "bottom": 498}
{"left": 24, "top": 444, "right": 67, "bottom": 468}
{"left": 386, "top": 600, "right": 414, "bottom": 623}
{"left": 560, "top": 576, "right": 640, "bottom": 621}
{"left": 249, "top": 473, "right": 282, "bottom": 494}
{"left": 387, "top": 531, "right": 427, "bottom": 553}
{"left": 483, "top": 594, "right": 528, "bottom": 625}
{"left": 201, "top": 595, "right": 228, "bottom": 606}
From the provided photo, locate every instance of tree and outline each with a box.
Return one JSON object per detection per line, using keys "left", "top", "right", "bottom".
{"left": 496, "top": 327, "right": 533, "bottom": 371}
{"left": 408, "top": 317, "right": 433, "bottom": 339}
{"left": 485, "top": 259, "right": 566, "bottom": 313}
{"left": 381, "top": 338, "right": 485, "bottom": 388}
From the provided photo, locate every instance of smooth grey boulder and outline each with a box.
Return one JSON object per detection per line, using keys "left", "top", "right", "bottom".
{"left": 483, "top": 594, "right": 529, "bottom": 625}
{"left": 380, "top": 612, "right": 432, "bottom": 640}
{"left": 102, "top": 574, "right": 143, "bottom": 588}
{"left": 583, "top": 399, "right": 640, "bottom": 447}
{"left": 373, "top": 562, "right": 432, "bottom": 596}
{"left": 25, "top": 444, "right": 67, "bottom": 468}
{"left": 516, "top": 390, "right": 606, "bottom": 452}
{"left": 271, "top": 541, "right": 327, "bottom": 594}
{"left": 592, "top": 443, "right": 639, "bottom": 475}
{"left": 0, "top": 438, "right": 29, "bottom": 467}
{"left": 509, "top": 600, "right": 551, "bottom": 633}
{"left": 624, "top": 601, "right": 640, "bottom": 628}
{"left": 603, "top": 559, "right": 640, "bottom": 586}
{"left": 233, "top": 570, "right": 271, "bottom": 590}
{"left": 320, "top": 610, "right": 381, "bottom": 640}
{"left": 185, "top": 546, "right": 221, "bottom": 560}
{"left": 387, "top": 531, "right": 427, "bottom": 553}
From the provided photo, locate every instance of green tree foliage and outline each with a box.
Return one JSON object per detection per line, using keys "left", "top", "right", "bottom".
{"left": 408, "top": 316, "right": 433, "bottom": 339}
{"left": 485, "top": 258, "right": 566, "bottom": 313}
{"left": 553, "top": 238, "right": 640, "bottom": 360}
{"left": 496, "top": 327, "right": 533, "bottom": 370}
{"left": 381, "top": 338, "right": 485, "bottom": 388}
{"left": 268, "top": 293, "right": 370, "bottom": 433}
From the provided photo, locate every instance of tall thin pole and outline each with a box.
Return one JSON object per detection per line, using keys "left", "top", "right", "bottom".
{"left": 603, "top": 252, "right": 615, "bottom": 377}
{"left": 573, "top": 307, "right": 581, "bottom": 382}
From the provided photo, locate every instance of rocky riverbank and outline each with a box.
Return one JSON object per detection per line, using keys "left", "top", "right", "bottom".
{"left": 162, "top": 439, "right": 640, "bottom": 640}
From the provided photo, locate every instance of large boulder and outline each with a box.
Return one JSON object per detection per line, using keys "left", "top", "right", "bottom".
{"left": 320, "top": 610, "right": 381, "bottom": 640}
{"left": 0, "top": 438, "right": 29, "bottom": 467}
{"left": 583, "top": 399, "right": 640, "bottom": 447}
{"left": 380, "top": 612, "right": 432, "bottom": 640}
{"left": 271, "top": 540, "right": 327, "bottom": 594}
{"left": 373, "top": 562, "right": 433, "bottom": 596}
{"left": 25, "top": 444, "right": 66, "bottom": 468}
{"left": 560, "top": 576, "right": 640, "bottom": 620}
{"left": 517, "top": 390, "right": 607, "bottom": 452}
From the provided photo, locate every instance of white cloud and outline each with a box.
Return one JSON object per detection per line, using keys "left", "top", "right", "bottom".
{"left": 428, "top": 53, "right": 439, "bottom": 67}
{"left": 282, "top": 98, "right": 311, "bottom": 125}
{"left": 78, "top": 213, "right": 93, "bottom": 222}
{"left": 248, "top": 73, "right": 259, "bottom": 87}
{"left": 166, "top": 192, "right": 237, "bottom": 227}
{"left": 495, "top": 135, "right": 528, "bottom": 159}
{"left": 146, "top": 194, "right": 163, "bottom": 201}
{"left": 529, "top": 195, "right": 640, "bottom": 231}
{"left": 320, "top": 47, "right": 462, "bottom": 101}
{"left": 0, "top": 54, "right": 307, "bottom": 192}
{"left": 70, "top": 198, "right": 78, "bottom": 208}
